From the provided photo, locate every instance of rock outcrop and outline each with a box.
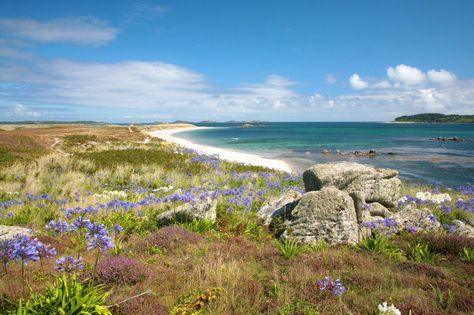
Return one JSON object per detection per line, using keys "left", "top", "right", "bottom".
{"left": 260, "top": 162, "right": 405, "bottom": 244}
{"left": 257, "top": 191, "right": 301, "bottom": 225}
{"left": 280, "top": 187, "right": 359, "bottom": 245}
{"left": 303, "top": 162, "right": 401, "bottom": 208}
{"left": 156, "top": 198, "right": 217, "bottom": 226}
{"left": 0, "top": 225, "right": 33, "bottom": 241}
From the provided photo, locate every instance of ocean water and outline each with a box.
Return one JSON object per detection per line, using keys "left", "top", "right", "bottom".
{"left": 177, "top": 122, "right": 474, "bottom": 187}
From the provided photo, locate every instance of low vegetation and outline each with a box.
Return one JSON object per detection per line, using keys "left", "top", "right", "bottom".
{"left": 0, "top": 124, "right": 473, "bottom": 314}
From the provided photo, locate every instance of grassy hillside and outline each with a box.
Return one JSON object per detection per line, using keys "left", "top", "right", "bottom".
{"left": 395, "top": 113, "right": 474, "bottom": 123}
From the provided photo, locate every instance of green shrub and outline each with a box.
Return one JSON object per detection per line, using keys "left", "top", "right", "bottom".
{"left": 431, "top": 284, "right": 456, "bottom": 311}
{"left": 278, "top": 300, "right": 319, "bottom": 315}
{"left": 460, "top": 247, "right": 474, "bottom": 263}
{"left": 358, "top": 235, "right": 405, "bottom": 260}
{"left": 303, "top": 240, "right": 328, "bottom": 252}
{"left": 12, "top": 275, "right": 111, "bottom": 315}
{"left": 275, "top": 239, "right": 301, "bottom": 259}
{"left": 407, "top": 242, "right": 441, "bottom": 264}
{"left": 179, "top": 219, "right": 216, "bottom": 234}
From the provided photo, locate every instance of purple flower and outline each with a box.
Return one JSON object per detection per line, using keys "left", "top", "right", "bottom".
{"left": 443, "top": 223, "right": 457, "bottom": 233}
{"left": 112, "top": 224, "right": 123, "bottom": 233}
{"left": 0, "top": 239, "right": 15, "bottom": 268}
{"left": 54, "top": 256, "right": 84, "bottom": 273}
{"left": 318, "top": 276, "right": 346, "bottom": 296}
{"left": 428, "top": 215, "right": 438, "bottom": 223}
{"left": 35, "top": 242, "right": 57, "bottom": 259}
{"left": 440, "top": 204, "right": 452, "bottom": 214}
{"left": 46, "top": 219, "right": 71, "bottom": 235}
{"left": 406, "top": 226, "right": 418, "bottom": 233}
{"left": 86, "top": 234, "right": 113, "bottom": 252}
{"left": 72, "top": 216, "right": 92, "bottom": 230}
{"left": 361, "top": 221, "right": 378, "bottom": 229}
{"left": 10, "top": 235, "right": 40, "bottom": 265}
{"left": 383, "top": 218, "right": 397, "bottom": 227}
{"left": 86, "top": 222, "right": 113, "bottom": 252}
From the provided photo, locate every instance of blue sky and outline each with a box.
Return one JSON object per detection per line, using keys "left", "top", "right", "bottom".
{"left": 1, "top": 0, "right": 473, "bottom": 122}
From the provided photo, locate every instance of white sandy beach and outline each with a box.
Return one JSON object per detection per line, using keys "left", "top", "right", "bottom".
{"left": 149, "top": 127, "right": 294, "bottom": 173}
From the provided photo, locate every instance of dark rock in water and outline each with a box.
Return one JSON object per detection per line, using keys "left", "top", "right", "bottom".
{"left": 433, "top": 136, "right": 470, "bottom": 142}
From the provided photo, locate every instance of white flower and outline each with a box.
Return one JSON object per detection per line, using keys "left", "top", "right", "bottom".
{"left": 151, "top": 185, "right": 174, "bottom": 193}
{"left": 415, "top": 191, "right": 451, "bottom": 204}
{"left": 93, "top": 190, "right": 128, "bottom": 199}
{"left": 378, "top": 302, "right": 401, "bottom": 315}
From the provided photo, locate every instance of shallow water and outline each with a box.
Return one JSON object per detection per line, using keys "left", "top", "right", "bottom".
{"left": 177, "top": 122, "right": 474, "bottom": 187}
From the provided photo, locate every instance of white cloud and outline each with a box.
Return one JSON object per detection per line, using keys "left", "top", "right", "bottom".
{"left": 0, "top": 17, "right": 118, "bottom": 46}
{"left": 0, "top": 58, "right": 473, "bottom": 121}
{"left": 373, "top": 80, "right": 391, "bottom": 89}
{"left": 3, "top": 104, "right": 41, "bottom": 118}
{"left": 427, "top": 69, "right": 456, "bottom": 84}
{"left": 349, "top": 74, "right": 369, "bottom": 90}
{"left": 387, "top": 64, "right": 426, "bottom": 85}
{"left": 325, "top": 74, "right": 337, "bottom": 84}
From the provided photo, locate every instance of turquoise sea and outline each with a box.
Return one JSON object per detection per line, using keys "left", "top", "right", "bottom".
{"left": 176, "top": 122, "right": 474, "bottom": 187}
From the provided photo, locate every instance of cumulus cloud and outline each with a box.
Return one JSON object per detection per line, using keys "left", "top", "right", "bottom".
{"left": 349, "top": 74, "right": 369, "bottom": 90}
{"left": 0, "top": 58, "right": 473, "bottom": 121}
{"left": 0, "top": 17, "right": 118, "bottom": 46}
{"left": 427, "top": 69, "right": 456, "bottom": 84}
{"left": 3, "top": 104, "right": 41, "bottom": 118}
{"left": 387, "top": 64, "right": 426, "bottom": 85}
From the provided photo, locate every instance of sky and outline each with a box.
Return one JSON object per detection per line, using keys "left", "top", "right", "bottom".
{"left": 0, "top": 0, "right": 473, "bottom": 122}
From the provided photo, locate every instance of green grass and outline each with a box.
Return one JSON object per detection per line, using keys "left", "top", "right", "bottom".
{"left": 358, "top": 235, "right": 406, "bottom": 261}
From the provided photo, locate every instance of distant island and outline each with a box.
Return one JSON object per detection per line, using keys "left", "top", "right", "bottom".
{"left": 394, "top": 113, "right": 474, "bottom": 123}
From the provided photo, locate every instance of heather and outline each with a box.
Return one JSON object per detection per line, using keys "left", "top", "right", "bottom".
{"left": 0, "top": 125, "right": 473, "bottom": 314}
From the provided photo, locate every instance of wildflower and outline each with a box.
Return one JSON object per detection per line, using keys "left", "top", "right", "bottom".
{"left": 443, "top": 223, "right": 457, "bottom": 233}
{"left": 86, "top": 223, "right": 113, "bottom": 252}
{"left": 72, "top": 216, "right": 92, "bottom": 230}
{"left": 0, "top": 239, "right": 15, "bottom": 269}
{"left": 54, "top": 256, "right": 84, "bottom": 273}
{"left": 35, "top": 242, "right": 57, "bottom": 259}
{"left": 415, "top": 191, "right": 451, "bottom": 204}
{"left": 377, "top": 302, "right": 401, "bottom": 315}
{"left": 46, "top": 219, "right": 71, "bottom": 235}
{"left": 440, "top": 204, "right": 452, "bottom": 214}
{"left": 112, "top": 224, "right": 123, "bottom": 234}
{"left": 361, "top": 221, "right": 378, "bottom": 229}
{"left": 383, "top": 218, "right": 397, "bottom": 228}
{"left": 317, "top": 276, "right": 346, "bottom": 296}
{"left": 406, "top": 226, "right": 417, "bottom": 233}
{"left": 10, "top": 235, "right": 40, "bottom": 265}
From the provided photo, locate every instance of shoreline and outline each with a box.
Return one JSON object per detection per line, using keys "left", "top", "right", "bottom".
{"left": 149, "top": 126, "right": 294, "bottom": 173}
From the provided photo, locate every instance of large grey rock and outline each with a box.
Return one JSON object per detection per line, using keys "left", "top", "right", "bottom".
{"left": 367, "top": 202, "right": 393, "bottom": 218}
{"left": 303, "top": 162, "right": 398, "bottom": 192}
{"left": 0, "top": 225, "right": 33, "bottom": 241}
{"left": 450, "top": 220, "right": 474, "bottom": 238}
{"left": 257, "top": 191, "right": 302, "bottom": 225}
{"left": 303, "top": 162, "right": 401, "bottom": 209}
{"left": 281, "top": 187, "right": 359, "bottom": 245}
{"left": 345, "top": 176, "right": 401, "bottom": 208}
{"left": 156, "top": 198, "right": 217, "bottom": 226}
{"left": 364, "top": 205, "right": 440, "bottom": 236}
